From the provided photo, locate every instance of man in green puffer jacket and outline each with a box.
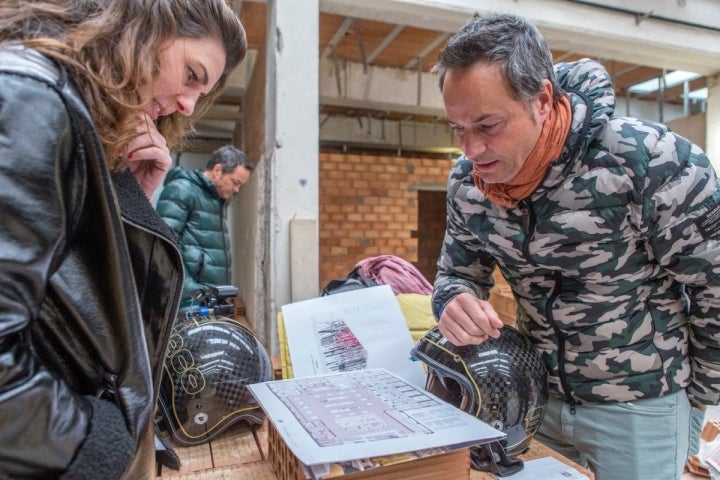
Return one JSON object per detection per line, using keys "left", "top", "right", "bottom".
{"left": 156, "top": 145, "right": 253, "bottom": 304}
{"left": 431, "top": 12, "right": 717, "bottom": 480}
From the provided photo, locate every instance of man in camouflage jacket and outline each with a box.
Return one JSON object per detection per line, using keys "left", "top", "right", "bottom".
{"left": 431, "top": 12, "right": 717, "bottom": 480}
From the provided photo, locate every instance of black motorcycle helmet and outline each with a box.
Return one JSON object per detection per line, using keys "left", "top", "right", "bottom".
{"left": 158, "top": 314, "right": 273, "bottom": 446}
{"left": 410, "top": 325, "right": 548, "bottom": 476}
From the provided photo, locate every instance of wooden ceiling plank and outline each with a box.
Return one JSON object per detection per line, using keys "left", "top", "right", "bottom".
{"left": 614, "top": 64, "right": 643, "bottom": 79}
{"left": 320, "top": 94, "right": 444, "bottom": 118}
{"left": 204, "top": 0, "right": 714, "bottom": 150}
{"left": 367, "top": 24, "right": 405, "bottom": 64}
{"left": 372, "top": 25, "right": 434, "bottom": 69}
{"left": 353, "top": 18, "right": 368, "bottom": 72}
{"left": 321, "top": 16, "right": 354, "bottom": 58}
{"left": 404, "top": 32, "right": 450, "bottom": 70}
{"left": 320, "top": 0, "right": 720, "bottom": 74}
{"left": 554, "top": 51, "right": 577, "bottom": 63}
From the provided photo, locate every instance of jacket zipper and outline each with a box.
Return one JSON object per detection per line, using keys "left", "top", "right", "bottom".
{"left": 98, "top": 373, "right": 118, "bottom": 402}
{"left": 520, "top": 199, "right": 537, "bottom": 266}
{"left": 520, "top": 199, "right": 577, "bottom": 413}
{"left": 546, "top": 271, "right": 577, "bottom": 413}
{"left": 222, "top": 203, "right": 231, "bottom": 280}
{"left": 196, "top": 251, "right": 205, "bottom": 278}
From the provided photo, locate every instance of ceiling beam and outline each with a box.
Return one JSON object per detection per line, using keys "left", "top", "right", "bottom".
{"left": 320, "top": 94, "right": 445, "bottom": 118}
{"left": 404, "top": 32, "right": 450, "bottom": 70}
{"left": 319, "top": 0, "right": 720, "bottom": 76}
{"left": 200, "top": 106, "right": 244, "bottom": 122}
{"left": 321, "top": 16, "right": 355, "bottom": 58}
{"left": 367, "top": 24, "right": 405, "bottom": 64}
{"left": 568, "top": 0, "right": 720, "bottom": 32}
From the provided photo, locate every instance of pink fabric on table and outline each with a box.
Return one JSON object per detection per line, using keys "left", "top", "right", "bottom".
{"left": 356, "top": 255, "right": 433, "bottom": 295}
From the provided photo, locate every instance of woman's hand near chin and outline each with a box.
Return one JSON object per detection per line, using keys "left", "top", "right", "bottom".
{"left": 125, "top": 113, "right": 172, "bottom": 201}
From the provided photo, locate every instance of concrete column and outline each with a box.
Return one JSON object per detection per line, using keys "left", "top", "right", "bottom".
{"left": 260, "top": 0, "right": 320, "bottom": 354}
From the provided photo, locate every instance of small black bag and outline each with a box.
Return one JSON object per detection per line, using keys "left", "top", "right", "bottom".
{"left": 320, "top": 266, "right": 378, "bottom": 296}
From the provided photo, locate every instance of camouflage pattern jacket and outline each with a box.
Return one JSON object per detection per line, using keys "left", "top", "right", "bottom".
{"left": 432, "top": 58, "right": 720, "bottom": 406}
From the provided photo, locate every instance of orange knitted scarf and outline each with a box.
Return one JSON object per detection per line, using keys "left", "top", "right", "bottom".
{"left": 473, "top": 95, "right": 571, "bottom": 207}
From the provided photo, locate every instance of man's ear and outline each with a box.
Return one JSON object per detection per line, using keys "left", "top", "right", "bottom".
{"left": 537, "top": 79, "right": 554, "bottom": 117}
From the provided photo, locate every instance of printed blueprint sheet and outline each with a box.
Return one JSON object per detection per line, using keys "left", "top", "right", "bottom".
{"left": 248, "top": 368, "right": 505, "bottom": 467}
{"left": 281, "top": 285, "right": 426, "bottom": 387}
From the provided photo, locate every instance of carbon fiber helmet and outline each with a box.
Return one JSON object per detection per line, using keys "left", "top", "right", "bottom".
{"left": 410, "top": 325, "right": 548, "bottom": 476}
{"left": 158, "top": 313, "right": 273, "bottom": 446}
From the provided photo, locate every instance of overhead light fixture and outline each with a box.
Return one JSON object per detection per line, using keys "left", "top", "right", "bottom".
{"left": 627, "top": 70, "right": 702, "bottom": 95}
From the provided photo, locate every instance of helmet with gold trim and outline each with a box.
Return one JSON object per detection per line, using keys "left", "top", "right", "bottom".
{"left": 410, "top": 325, "right": 548, "bottom": 476}
{"left": 158, "top": 313, "right": 272, "bottom": 446}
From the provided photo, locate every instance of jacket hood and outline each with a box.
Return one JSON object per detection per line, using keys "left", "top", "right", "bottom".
{"left": 539, "top": 58, "right": 616, "bottom": 190}
{"left": 556, "top": 58, "right": 615, "bottom": 151}
{"left": 556, "top": 58, "right": 615, "bottom": 121}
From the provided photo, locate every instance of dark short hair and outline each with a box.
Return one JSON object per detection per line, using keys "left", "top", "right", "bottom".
{"left": 434, "top": 12, "right": 563, "bottom": 103}
{"left": 207, "top": 145, "right": 254, "bottom": 174}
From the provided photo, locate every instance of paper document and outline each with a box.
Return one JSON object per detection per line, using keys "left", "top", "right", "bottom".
{"left": 248, "top": 368, "right": 505, "bottom": 467}
{"left": 281, "top": 285, "right": 426, "bottom": 387}
{"left": 496, "top": 456, "right": 590, "bottom": 480}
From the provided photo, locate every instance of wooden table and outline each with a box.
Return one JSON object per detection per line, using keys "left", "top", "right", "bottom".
{"left": 156, "top": 421, "right": 595, "bottom": 480}
{"left": 157, "top": 353, "right": 594, "bottom": 479}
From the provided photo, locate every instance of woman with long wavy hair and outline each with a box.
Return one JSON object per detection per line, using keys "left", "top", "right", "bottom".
{"left": 0, "top": 1, "right": 246, "bottom": 478}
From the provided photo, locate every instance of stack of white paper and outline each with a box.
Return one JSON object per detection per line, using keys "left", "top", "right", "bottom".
{"left": 248, "top": 368, "right": 505, "bottom": 468}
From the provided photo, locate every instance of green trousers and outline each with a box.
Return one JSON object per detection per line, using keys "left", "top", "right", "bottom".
{"left": 534, "top": 390, "right": 704, "bottom": 480}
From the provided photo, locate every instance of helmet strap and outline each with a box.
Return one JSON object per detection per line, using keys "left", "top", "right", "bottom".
{"left": 471, "top": 441, "right": 524, "bottom": 477}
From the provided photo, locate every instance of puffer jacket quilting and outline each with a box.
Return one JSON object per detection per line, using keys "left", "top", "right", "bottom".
{"left": 156, "top": 166, "right": 231, "bottom": 300}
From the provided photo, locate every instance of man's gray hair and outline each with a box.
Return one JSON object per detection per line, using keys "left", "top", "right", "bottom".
{"left": 434, "top": 12, "right": 564, "bottom": 103}
{"left": 207, "top": 145, "right": 254, "bottom": 174}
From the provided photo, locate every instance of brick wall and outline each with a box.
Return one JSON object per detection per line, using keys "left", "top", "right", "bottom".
{"left": 318, "top": 150, "right": 517, "bottom": 324}
{"left": 318, "top": 152, "right": 450, "bottom": 290}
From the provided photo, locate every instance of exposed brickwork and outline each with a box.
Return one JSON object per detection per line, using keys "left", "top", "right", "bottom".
{"left": 318, "top": 151, "right": 518, "bottom": 322}
{"left": 319, "top": 152, "right": 450, "bottom": 290}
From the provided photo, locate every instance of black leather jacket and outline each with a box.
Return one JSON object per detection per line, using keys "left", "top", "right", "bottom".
{"left": 0, "top": 47, "right": 183, "bottom": 479}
